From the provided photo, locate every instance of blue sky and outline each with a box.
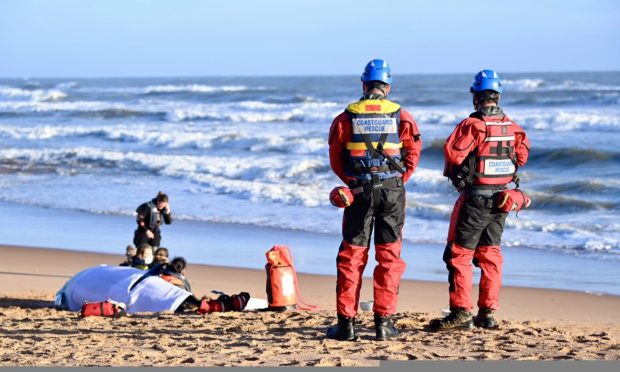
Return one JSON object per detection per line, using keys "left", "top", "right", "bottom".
{"left": 0, "top": 0, "right": 618, "bottom": 77}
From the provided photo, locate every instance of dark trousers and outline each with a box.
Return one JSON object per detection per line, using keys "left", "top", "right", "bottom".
{"left": 133, "top": 228, "right": 161, "bottom": 248}
{"left": 336, "top": 182, "right": 407, "bottom": 317}
{"left": 443, "top": 193, "right": 507, "bottom": 311}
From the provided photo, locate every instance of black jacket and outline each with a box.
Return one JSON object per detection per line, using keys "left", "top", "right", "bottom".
{"left": 135, "top": 198, "right": 172, "bottom": 232}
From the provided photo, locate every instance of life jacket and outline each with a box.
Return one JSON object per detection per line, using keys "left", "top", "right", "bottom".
{"left": 344, "top": 99, "right": 405, "bottom": 182}
{"left": 265, "top": 245, "right": 319, "bottom": 311}
{"left": 472, "top": 112, "right": 519, "bottom": 186}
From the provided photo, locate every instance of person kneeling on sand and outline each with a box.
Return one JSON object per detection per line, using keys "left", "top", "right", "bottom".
{"left": 152, "top": 247, "right": 170, "bottom": 266}
{"left": 139, "top": 256, "right": 192, "bottom": 292}
{"left": 131, "top": 243, "right": 154, "bottom": 270}
{"left": 119, "top": 245, "right": 136, "bottom": 266}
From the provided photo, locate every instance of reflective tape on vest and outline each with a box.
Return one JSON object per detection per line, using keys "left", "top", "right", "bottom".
{"left": 352, "top": 117, "right": 398, "bottom": 134}
{"left": 485, "top": 121, "right": 513, "bottom": 126}
{"left": 485, "top": 135, "right": 515, "bottom": 142}
{"left": 345, "top": 141, "right": 402, "bottom": 150}
{"left": 483, "top": 158, "right": 516, "bottom": 175}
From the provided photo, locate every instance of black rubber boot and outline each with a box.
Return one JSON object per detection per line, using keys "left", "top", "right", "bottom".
{"left": 474, "top": 308, "right": 498, "bottom": 329}
{"left": 374, "top": 314, "right": 399, "bottom": 341}
{"left": 428, "top": 308, "right": 474, "bottom": 332}
{"left": 326, "top": 314, "right": 356, "bottom": 341}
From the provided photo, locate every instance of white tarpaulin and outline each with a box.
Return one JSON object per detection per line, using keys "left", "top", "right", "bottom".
{"left": 55, "top": 265, "right": 192, "bottom": 314}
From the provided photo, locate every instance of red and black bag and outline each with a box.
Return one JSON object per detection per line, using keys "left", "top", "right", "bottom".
{"left": 496, "top": 189, "right": 532, "bottom": 212}
{"left": 230, "top": 292, "right": 250, "bottom": 311}
{"left": 195, "top": 292, "right": 251, "bottom": 314}
{"left": 196, "top": 299, "right": 224, "bottom": 314}
{"left": 80, "top": 300, "right": 126, "bottom": 318}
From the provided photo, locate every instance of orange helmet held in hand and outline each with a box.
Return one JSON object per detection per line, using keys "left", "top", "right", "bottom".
{"left": 329, "top": 186, "right": 354, "bottom": 208}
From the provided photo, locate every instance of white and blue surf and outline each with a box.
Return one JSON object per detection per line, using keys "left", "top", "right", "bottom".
{"left": 1, "top": 73, "right": 619, "bottom": 295}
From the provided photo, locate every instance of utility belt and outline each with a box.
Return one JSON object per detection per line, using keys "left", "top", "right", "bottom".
{"left": 349, "top": 176, "right": 403, "bottom": 195}
{"left": 462, "top": 186, "right": 532, "bottom": 214}
{"left": 349, "top": 160, "right": 405, "bottom": 175}
{"left": 462, "top": 186, "right": 506, "bottom": 197}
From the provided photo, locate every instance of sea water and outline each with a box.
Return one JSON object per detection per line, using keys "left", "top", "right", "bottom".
{"left": 1, "top": 73, "right": 619, "bottom": 293}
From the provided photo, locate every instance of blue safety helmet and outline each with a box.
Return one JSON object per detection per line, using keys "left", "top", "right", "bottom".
{"left": 470, "top": 69, "right": 503, "bottom": 94}
{"left": 361, "top": 59, "right": 392, "bottom": 85}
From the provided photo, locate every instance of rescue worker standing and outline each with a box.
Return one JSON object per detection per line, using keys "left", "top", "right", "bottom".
{"left": 327, "top": 59, "right": 422, "bottom": 341}
{"left": 429, "top": 70, "right": 530, "bottom": 331}
{"left": 133, "top": 191, "right": 172, "bottom": 248}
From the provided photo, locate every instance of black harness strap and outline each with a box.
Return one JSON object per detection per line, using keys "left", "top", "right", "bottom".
{"left": 489, "top": 144, "right": 514, "bottom": 155}
{"left": 359, "top": 132, "right": 405, "bottom": 175}
{"left": 360, "top": 132, "right": 388, "bottom": 159}
{"left": 377, "top": 142, "right": 406, "bottom": 175}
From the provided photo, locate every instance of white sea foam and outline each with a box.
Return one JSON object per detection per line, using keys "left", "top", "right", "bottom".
{"left": 0, "top": 98, "right": 341, "bottom": 124}
{"left": 0, "top": 100, "right": 119, "bottom": 112}
{"left": 502, "top": 79, "right": 620, "bottom": 92}
{"left": 546, "top": 80, "right": 620, "bottom": 92}
{"left": 0, "top": 147, "right": 332, "bottom": 207}
{"left": 511, "top": 109, "right": 620, "bottom": 132}
{"left": 2, "top": 74, "right": 620, "bottom": 264}
{"left": 503, "top": 79, "right": 545, "bottom": 91}
{"left": 167, "top": 101, "right": 339, "bottom": 122}
{"left": 1, "top": 145, "right": 618, "bottom": 261}
{"left": 0, "top": 122, "right": 331, "bottom": 158}
{"left": 0, "top": 86, "right": 67, "bottom": 101}
{"left": 144, "top": 84, "right": 257, "bottom": 94}
{"left": 410, "top": 110, "right": 465, "bottom": 126}
{"left": 54, "top": 81, "right": 79, "bottom": 90}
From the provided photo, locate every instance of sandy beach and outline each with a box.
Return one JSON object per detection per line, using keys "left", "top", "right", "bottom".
{"left": 1, "top": 244, "right": 619, "bottom": 366}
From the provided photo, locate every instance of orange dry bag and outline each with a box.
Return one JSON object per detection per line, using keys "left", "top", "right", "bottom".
{"left": 265, "top": 245, "right": 319, "bottom": 311}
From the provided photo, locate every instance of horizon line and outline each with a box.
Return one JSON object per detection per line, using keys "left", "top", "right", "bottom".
{"left": 1, "top": 69, "right": 619, "bottom": 80}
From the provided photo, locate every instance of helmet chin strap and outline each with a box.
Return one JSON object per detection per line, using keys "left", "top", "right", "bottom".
{"left": 472, "top": 93, "right": 480, "bottom": 110}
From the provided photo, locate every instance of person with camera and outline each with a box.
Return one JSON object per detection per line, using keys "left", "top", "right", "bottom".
{"left": 133, "top": 191, "right": 172, "bottom": 248}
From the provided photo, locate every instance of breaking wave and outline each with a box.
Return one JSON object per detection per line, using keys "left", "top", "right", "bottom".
{"left": 0, "top": 86, "right": 67, "bottom": 101}
{"left": 144, "top": 84, "right": 266, "bottom": 94}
